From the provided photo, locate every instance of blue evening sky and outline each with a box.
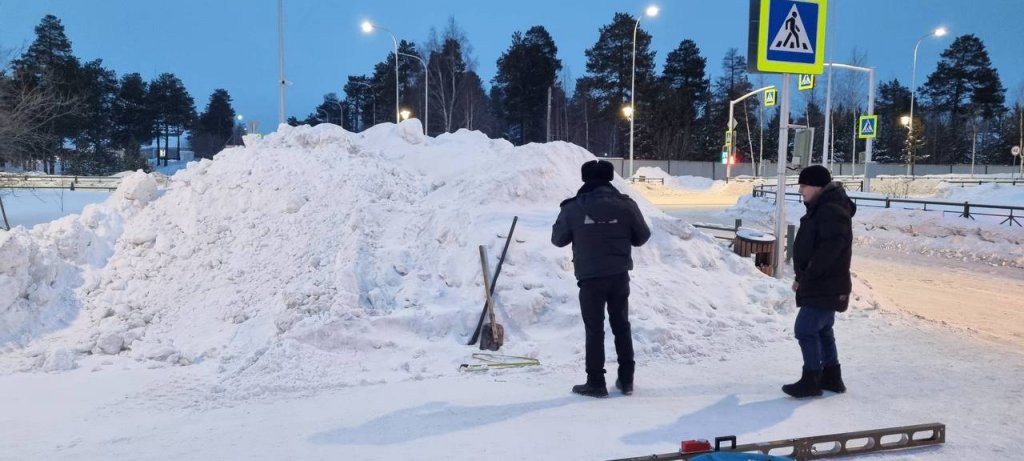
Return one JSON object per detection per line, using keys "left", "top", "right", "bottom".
{"left": 2, "top": 0, "right": 1022, "bottom": 131}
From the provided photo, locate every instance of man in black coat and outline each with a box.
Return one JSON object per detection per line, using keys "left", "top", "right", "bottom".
{"left": 552, "top": 160, "right": 651, "bottom": 398}
{"left": 784, "top": 165, "right": 857, "bottom": 398}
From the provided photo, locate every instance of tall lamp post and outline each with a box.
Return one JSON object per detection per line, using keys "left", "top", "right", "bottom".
{"left": 399, "top": 52, "right": 428, "bottom": 134}
{"left": 277, "top": 0, "right": 286, "bottom": 125}
{"left": 908, "top": 27, "right": 948, "bottom": 176}
{"left": 362, "top": 20, "right": 400, "bottom": 123}
{"left": 628, "top": 5, "right": 659, "bottom": 179}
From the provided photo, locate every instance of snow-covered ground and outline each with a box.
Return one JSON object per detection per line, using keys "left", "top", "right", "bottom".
{"left": 1, "top": 188, "right": 112, "bottom": 229}
{"left": 1, "top": 126, "right": 1022, "bottom": 460}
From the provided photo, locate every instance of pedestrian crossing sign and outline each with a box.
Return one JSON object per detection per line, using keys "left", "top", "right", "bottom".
{"left": 858, "top": 115, "right": 878, "bottom": 139}
{"left": 749, "top": 0, "right": 827, "bottom": 75}
{"left": 764, "top": 88, "right": 777, "bottom": 107}
{"left": 798, "top": 74, "right": 815, "bottom": 90}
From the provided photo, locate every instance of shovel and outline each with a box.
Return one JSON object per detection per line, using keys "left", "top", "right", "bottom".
{"left": 478, "top": 245, "right": 505, "bottom": 351}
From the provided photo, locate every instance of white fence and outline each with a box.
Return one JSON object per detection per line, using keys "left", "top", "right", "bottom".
{"left": 599, "top": 158, "right": 1021, "bottom": 180}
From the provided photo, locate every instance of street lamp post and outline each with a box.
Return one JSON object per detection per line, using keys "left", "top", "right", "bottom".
{"left": 399, "top": 52, "right": 428, "bottom": 135}
{"left": 362, "top": 21, "right": 400, "bottom": 123}
{"left": 908, "top": 27, "right": 948, "bottom": 176}
{"left": 277, "top": 0, "right": 286, "bottom": 125}
{"left": 629, "top": 5, "right": 659, "bottom": 179}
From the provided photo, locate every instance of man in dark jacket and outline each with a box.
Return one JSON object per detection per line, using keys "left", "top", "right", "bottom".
{"left": 783, "top": 164, "right": 857, "bottom": 398}
{"left": 552, "top": 160, "right": 651, "bottom": 398}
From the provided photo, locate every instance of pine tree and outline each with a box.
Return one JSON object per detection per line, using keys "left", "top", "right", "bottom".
{"left": 492, "top": 26, "right": 562, "bottom": 145}
{"left": 922, "top": 34, "right": 1006, "bottom": 163}
{"left": 580, "top": 12, "right": 657, "bottom": 158}
{"left": 650, "top": 39, "right": 709, "bottom": 160}
{"left": 190, "top": 89, "right": 237, "bottom": 159}
{"left": 367, "top": 41, "right": 421, "bottom": 126}
{"left": 148, "top": 73, "right": 196, "bottom": 166}
{"left": 66, "top": 59, "right": 118, "bottom": 175}
{"left": 872, "top": 79, "right": 913, "bottom": 164}
{"left": 111, "top": 73, "right": 155, "bottom": 171}
{"left": 301, "top": 93, "right": 347, "bottom": 128}
{"left": 343, "top": 75, "right": 374, "bottom": 131}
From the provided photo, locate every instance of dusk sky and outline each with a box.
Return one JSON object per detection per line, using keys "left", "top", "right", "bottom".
{"left": 2, "top": 0, "right": 1022, "bottom": 132}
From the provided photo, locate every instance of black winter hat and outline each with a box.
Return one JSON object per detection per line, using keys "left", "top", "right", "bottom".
{"left": 581, "top": 160, "right": 615, "bottom": 183}
{"left": 798, "top": 165, "right": 832, "bottom": 187}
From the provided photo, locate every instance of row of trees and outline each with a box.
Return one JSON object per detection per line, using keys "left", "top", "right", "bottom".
{"left": 3, "top": 14, "right": 1019, "bottom": 176}
{"left": 296, "top": 14, "right": 1017, "bottom": 166}
{"left": 0, "top": 15, "right": 244, "bottom": 174}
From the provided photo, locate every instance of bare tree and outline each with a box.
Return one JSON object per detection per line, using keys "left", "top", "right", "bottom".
{"left": 0, "top": 76, "right": 80, "bottom": 167}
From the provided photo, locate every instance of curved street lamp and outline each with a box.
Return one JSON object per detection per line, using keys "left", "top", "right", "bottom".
{"left": 629, "top": 5, "right": 659, "bottom": 178}
{"left": 907, "top": 27, "right": 948, "bottom": 175}
{"left": 362, "top": 20, "right": 401, "bottom": 124}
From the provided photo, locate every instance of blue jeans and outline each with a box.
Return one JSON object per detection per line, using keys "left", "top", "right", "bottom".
{"left": 794, "top": 306, "right": 838, "bottom": 371}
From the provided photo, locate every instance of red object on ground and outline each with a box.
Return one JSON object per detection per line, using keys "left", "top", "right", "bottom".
{"left": 680, "top": 439, "right": 712, "bottom": 453}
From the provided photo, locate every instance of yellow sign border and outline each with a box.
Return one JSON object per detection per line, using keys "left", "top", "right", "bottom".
{"left": 798, "top": 74, "right": 816, "bottom": 90}
{"left": 858, "top": 115, "right": 878, "bottom": 139}
{"left": 764, "top": 89, "right": 778, "bottom": 107}
{"left": 757, "top": 0, "right": 827, "bottom": 75}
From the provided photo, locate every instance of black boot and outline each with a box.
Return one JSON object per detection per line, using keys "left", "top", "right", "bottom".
{"left": 782, "top": 368, "right": 823, "bottom": 398}
{"left": 615, "top": 379, "right": 633, "bottom": 396}
{"left": 821, "top": 364, "right": 846, "bottom": 393}
{"left": 572, "top": 381, "right": 608, "bottom": 398}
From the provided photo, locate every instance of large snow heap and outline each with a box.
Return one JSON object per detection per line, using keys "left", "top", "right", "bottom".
{"left": 1, "top": 121, "right": 793, "bottom": 395}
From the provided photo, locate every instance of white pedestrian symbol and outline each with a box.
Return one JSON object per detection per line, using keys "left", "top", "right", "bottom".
{"left": 770, "top": 5, "right": 814, "bottom": 54}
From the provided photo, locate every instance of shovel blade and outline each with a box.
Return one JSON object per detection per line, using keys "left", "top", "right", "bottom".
{"left": 480, "top": 323, "right": 504, "bottom": 351}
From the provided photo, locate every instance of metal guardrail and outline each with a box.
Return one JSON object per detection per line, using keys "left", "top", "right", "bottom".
{"left": 629, "top": 176, "right": 665, "bottom": 185}
{"left": 752, "top": 185, "right": 1024, "bottom": 227}
{"left": 944, "top": 179, "right": 1024, "bottom": 187}
{"left": 690, "top": 218, "right": 796, "bottom": 262}
{"left": 0, "top": 174, "right": 124, "bottom": 191}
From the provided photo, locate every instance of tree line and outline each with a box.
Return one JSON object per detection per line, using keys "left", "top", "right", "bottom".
{"left": 2, "top": 14, "right": 1019, "bottom": 177}
{"left": 0, "top": 15, "right": 244, "bottom": 175}
{"left": 300, "top": 14, "right": 1016, "bottom": 167}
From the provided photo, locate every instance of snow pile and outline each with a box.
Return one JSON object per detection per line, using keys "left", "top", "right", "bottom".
{"left": 933, "top": 182, "right": 1024, "bottom": 206}
{"left": 2, "top": 122, "right": 797, "bottom": 399}
{"left": 632, "top": 167, "right": 755, "bottom": 205}
{"left": 0, "top": 172, "right": 158, "bottom": 352}
{"left": 729, "top": 191, "right": 1024, "bottom": 268}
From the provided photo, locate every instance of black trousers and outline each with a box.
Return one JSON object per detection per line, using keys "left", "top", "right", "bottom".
{"left": 578, "top": 273, "right": 634, "bottom": 385}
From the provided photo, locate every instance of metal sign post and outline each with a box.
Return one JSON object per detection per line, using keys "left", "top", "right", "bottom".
{"left": 748, "top": 0, "right": 827, "bottom": 278}
{"left": 1013, "top": 145, "right": 1021, "bottom": 179}
{"left": 774, "top": 76, "right": 791, "bottom": 280}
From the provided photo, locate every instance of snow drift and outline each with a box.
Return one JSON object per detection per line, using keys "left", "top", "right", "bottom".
{"left": 1, "top": 121, "right": 796, "bottom": 398}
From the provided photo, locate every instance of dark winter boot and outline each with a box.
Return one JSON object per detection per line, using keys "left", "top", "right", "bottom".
{"left": 615, "top": 379, "right": 633, "bottom": 396}
{"left": 572, "top": 381, "right": 608, "bottom": 398}
{"left": 821, "top": 364, "right": 847, "bottom": 393}
{"left": 782, "top": 368, "right": 823, "bottom": 398}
